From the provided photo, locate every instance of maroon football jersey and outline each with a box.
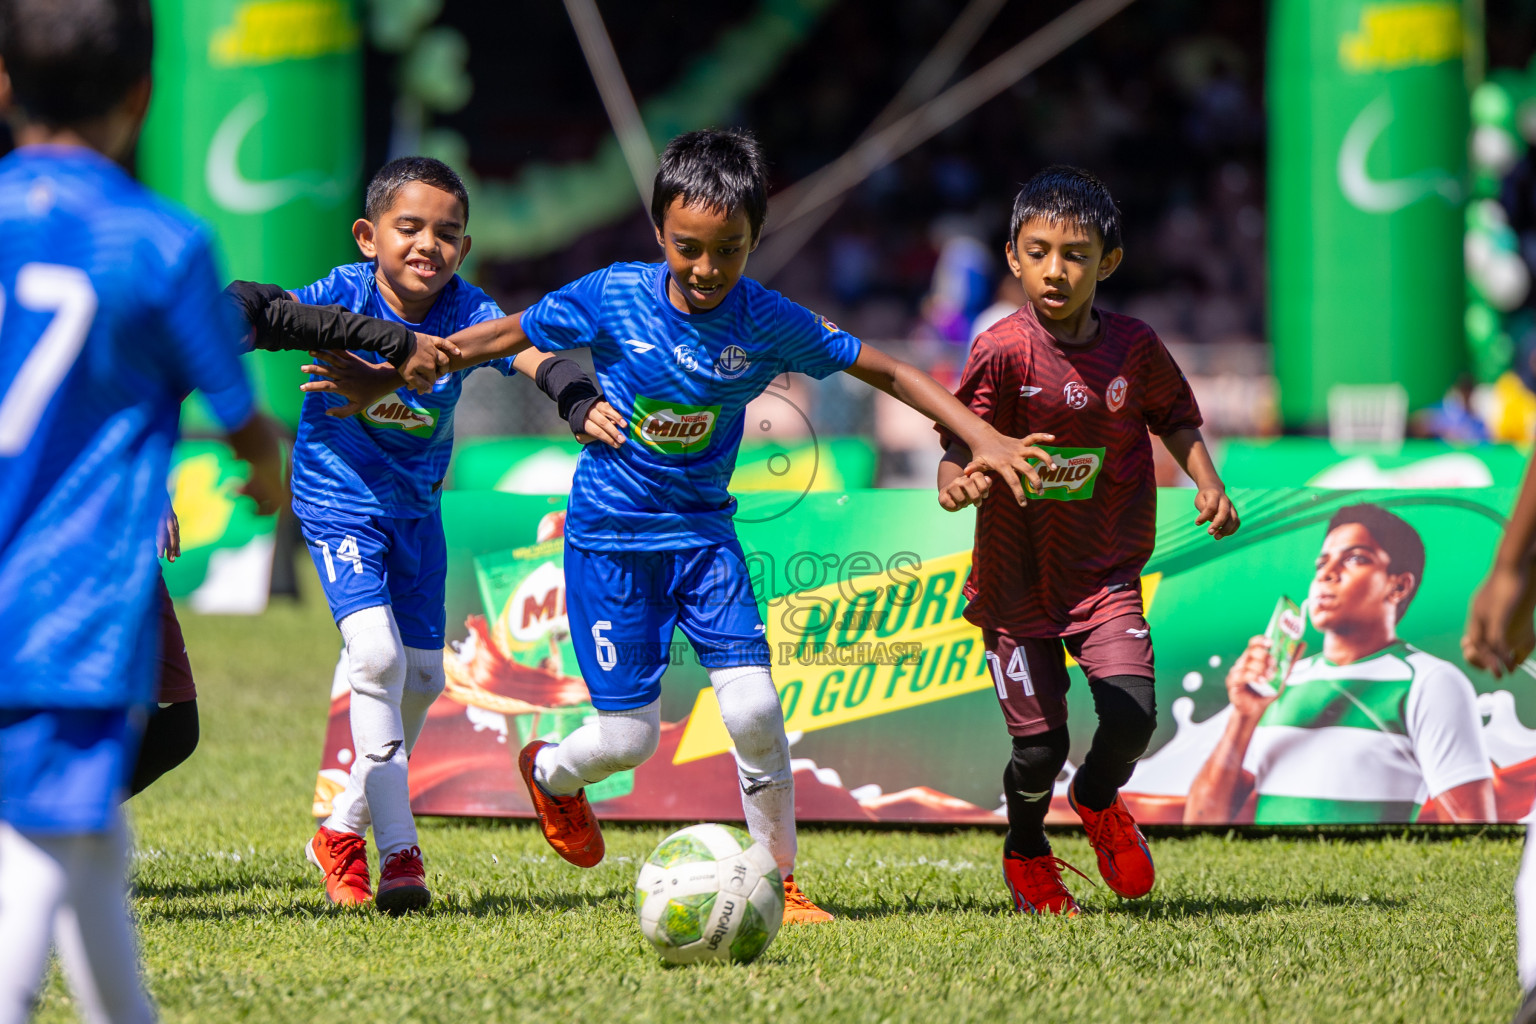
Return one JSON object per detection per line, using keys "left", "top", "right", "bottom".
{"left": 939, "top": 306, "right": 1201, "bottom": 638}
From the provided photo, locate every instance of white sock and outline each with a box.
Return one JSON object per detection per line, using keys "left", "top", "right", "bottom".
{"left": 0, "top": 817, "right": 153, "bottom": 1024}
{"left": 533, "top": 701, "right": 661, "bottom": 797}
{"left": 1520, "top": 823, "right": 1536, "bottom": 992}
{"left": 402, "top": 647, "right": 446, "bottom": 752}
{"left": 327, "top": 647, "right": 444, "bottom": 839}
{"left": 710, "top": 665, "right": 796, "bottom": 876}
{"left": 329, "top": 606, "right": 416, "bottom": 857}
{"left": 323, "top": 646, "right": 371, "bottom": 837}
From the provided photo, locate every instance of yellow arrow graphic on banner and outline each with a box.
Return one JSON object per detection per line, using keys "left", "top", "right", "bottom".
{"left": 673, "top": 550, "right": 1160, "bottom": 763}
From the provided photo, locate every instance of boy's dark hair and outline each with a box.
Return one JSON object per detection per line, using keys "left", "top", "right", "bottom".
{"left": 1326, "top": 504, "right": 1426, "bottom": 620}
{"left": 651, "top": 129, "right": 768, "bottom": 241}
{"left": 1009, "top": 165, "right": 1122, "bottom": 253}
{"left": 0, "top": 0, "right": 152, "bottom": 125}
{"left": 364, "top": 156, "right": 470, "bottom": 223}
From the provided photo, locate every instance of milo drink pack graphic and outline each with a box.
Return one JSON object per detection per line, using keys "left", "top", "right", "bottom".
{"left": 631, "top": 396, "right": 721, "bottom": 454}
{"left": 1028, "top": 445, "right": 1106, "bottom": 500}
{"left": 1257, "top": 595, "right": 1307, "bottom": 697}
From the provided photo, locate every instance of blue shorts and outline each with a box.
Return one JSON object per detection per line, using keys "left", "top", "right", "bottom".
{"left": 565, "top": 540, "right": 771, "bottom": 711}
{"left": 0, "top": 707, "right": 143, "bottom": 834}
{"left": 293, "top": 498, "right": 447, "bottom": 649}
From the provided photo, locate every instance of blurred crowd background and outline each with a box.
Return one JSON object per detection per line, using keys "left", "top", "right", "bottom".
{"left": 12, "top": 1, "right": 1536, "bottom": 487}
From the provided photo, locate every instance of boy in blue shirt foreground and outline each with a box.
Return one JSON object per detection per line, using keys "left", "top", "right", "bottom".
{"left": 0, "top": 0, "right": 284, "bottom": 1017}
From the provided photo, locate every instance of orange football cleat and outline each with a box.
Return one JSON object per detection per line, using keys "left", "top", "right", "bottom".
{"left": 306, "top": 826, "right": 372, "bottom": 906}
{"left": 1068, "top": 783, "right": 1156, "bottom": 899}
{"left": 518, "top": 740, "right": 605, "bottom": 868}
{"left": 782, "top": 874, "right": 835, "bottom": 924}
{"left": 376, "top": 844, "right": 431, "bottom": 915}
{"left": 1002, "top": 852, "right": 1086, "bottom": 916}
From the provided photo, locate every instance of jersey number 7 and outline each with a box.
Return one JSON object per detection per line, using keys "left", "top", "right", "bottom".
{"left": 0, "top": 264, "right": 98, "bottom": 456}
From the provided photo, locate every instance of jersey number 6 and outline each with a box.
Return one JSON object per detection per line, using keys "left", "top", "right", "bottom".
{"left": 592, "top": 621, "right": 618, "bottom": 672}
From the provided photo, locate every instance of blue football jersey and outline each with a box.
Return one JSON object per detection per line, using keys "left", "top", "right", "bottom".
{"left": 520, "top": 261, "right": 861, "bottom": 550}
{"left": 291, "top": 263, "right": 512, "bottom": 518}
{"left": 0, "top": 146, "right": 254, "bottom": 708}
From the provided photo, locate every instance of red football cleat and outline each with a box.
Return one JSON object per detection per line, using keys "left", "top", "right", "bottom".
{"left": 782, "top": 874, "right": 835, "bottom": 924}
{"left": 376, "top": 844, "right": 431, "bottom": 915}
{"left": 518, "top": 740, "right": 605, "bottom": 868}
{"left": 1068, "top": 782, "right": 1156, "bottom": 899}
{"left": 306, "top": 826, "right": 372, "bottom": 906}
{"left": 1003, "top": 852, "right": 1086, "bottom": 916}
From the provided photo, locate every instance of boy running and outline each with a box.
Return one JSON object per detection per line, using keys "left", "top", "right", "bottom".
{"left": 318, "top": 129, "right": 1056, "bottom": 923}
{"left": 242, "top": 157, "right": 616, "bottom": 914}
{"left": 937, "top": 166, "right": 1238, "bottom": 916}
{"left": 0, "top": 0, "right": 284, "bottom": 1018}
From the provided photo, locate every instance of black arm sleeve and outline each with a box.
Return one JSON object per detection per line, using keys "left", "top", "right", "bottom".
{"left": 534, "top": 356, "right": 604, "bottom": 436}
{"left": 224, "top": 280, "right": 288, "bottom": 332}
{"left": 255, "top": 301, "right": 416, "bottom": 365}
{"left": 223, "top": 280, "right": 417, "bottom": 364}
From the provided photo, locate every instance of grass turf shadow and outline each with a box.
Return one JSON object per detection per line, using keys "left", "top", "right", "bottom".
{"left": 133, "top": 881, "right": 636, "bottom": 923}
{"left": 817, "top": 889, "right": 1408, "bottom": 921}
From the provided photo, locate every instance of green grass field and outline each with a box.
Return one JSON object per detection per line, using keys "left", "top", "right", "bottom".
{"left": 29, "top": 584, "right": 1530, "bottom": 1024}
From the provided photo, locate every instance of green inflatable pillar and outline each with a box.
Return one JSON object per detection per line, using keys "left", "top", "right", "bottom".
{"left": 1269, "top": 0, "right": 1468, "bottom": 428}
{"left": 139, "top": 0, "right": 364, "bottom": 428}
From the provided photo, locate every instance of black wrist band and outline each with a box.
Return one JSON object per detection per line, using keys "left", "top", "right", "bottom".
{"left": 535, "top": 357, "right": 604, "bottom": 435}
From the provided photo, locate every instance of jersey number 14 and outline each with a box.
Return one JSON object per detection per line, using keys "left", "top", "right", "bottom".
{"left": 986, "top": 648, "right": 1035, "bottom": 699}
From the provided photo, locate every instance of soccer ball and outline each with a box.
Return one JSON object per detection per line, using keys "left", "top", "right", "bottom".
{"left": 634, "top": 823, "right": 783, "bottom": 965}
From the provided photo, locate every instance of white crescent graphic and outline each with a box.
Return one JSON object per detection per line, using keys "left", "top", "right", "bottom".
{"left": 205, "top": 93, "right": 356, "bottom": 214}
{"left": 1337, "top": 94, "right": 1461, "bottom": 214}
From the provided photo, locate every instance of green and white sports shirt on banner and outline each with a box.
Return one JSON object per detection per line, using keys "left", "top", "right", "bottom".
{"left": 1244, "top": 643, "right": 1492, "bottom": 824}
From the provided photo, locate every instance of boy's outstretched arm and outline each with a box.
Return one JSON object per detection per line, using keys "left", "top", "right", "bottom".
{"left": 1160, "top": 427, "right": 1239, "bottom": 538}
{"left": 225, "top": 281, "right": 451, "bottom": 389}
{"left": 300, "top": 347, "right": 626, "bottom": 447}
{"left": 1463, "top": 457, "right": 1536, "bottom": 675}
{"left": 845, "top": 344, "right": 1051, "bottom": 503}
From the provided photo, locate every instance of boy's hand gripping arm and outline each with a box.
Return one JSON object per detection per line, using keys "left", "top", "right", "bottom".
{"left": 845, "top": 343, "right": 1053, "bottom": 504}
{"left": 224, "top": 281, "right": 452, "bottom": 390}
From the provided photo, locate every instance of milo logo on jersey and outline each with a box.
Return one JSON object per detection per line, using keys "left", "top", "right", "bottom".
{"left": 362, "top": 396, "right": 439, "bottom": 438}
{"left": 631, "top": 395, "right": 722, "bottom": 454}
{"left": 1029, "top": 445, "right": 1106, "bottom": 500}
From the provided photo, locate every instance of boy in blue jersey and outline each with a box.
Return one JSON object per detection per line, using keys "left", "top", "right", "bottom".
{"left": 250, "top": 156, "right": 619, "bottom": 915}
{"left": 305, "top": 129, "right": 1055, "bottom": 923}
{"left": 0, "top": 1, "right": 285, "bottom": 1019}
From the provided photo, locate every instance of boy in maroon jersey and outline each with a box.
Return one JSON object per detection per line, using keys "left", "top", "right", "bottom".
{"left": 938, "top": 166, "right": 1239, "bottom": 915}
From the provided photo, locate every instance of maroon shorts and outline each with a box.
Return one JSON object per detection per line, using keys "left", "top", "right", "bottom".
{"left": 155, "top": 574, "right": 196, "bottom": 704}
{"left": 983, "top": 613, "right": 1153, "bottom": 737}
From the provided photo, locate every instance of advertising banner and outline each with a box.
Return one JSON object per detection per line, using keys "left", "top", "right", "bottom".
{"left": 448, "top": 436, "right": 878, "bottom": 495}
{"left": 139, "top": 0, "right": 363, "bottom": 429}
{"left": 313, "top": 487, "right": 1536, "bottom": 825}
{"left": 1269, "top": 0, "right": 1468, "bottom": 426}
{"left": 163, "top": 441, "right": 276, "bottom": 614}
{"left": 1219, "top": 439, "right": 1531, "bottom": 489}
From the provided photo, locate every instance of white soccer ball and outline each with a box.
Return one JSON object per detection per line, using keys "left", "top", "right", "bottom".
{"left": 634, "top": 823, "right": 784, "bottom": 965}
